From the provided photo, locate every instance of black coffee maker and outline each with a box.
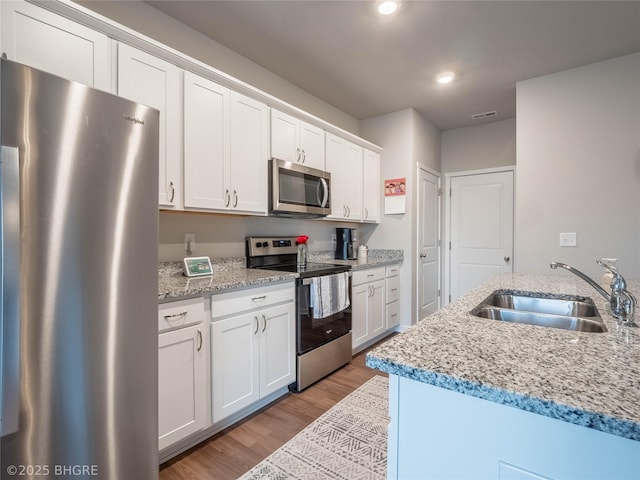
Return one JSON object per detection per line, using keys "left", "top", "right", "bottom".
{"left": 335, "top": 227, "right": 358, "bottom": 260}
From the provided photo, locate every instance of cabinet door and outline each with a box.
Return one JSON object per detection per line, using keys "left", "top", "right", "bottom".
{"left": 363, "top": 149, "right": 380, "bottom": 223}
{"left": 259, "top": 302, "right": 295, "bottom": 397}
{"left": 229, "top": 92, "right": 268, "bottom": 214}
{"left": 351, "top": 283, "right": 370, "bottom": 348}
{"left": 184, "top": 71, "right": 229, "bottom": 210}
{"left": 1, "top": 1, "right": 111, "bottom": 91}
{"left": 344, "top": 142, "right": 363, "bottom": 221}
{"left": 325, "top": 133, "right": 348, "bottom": 220}
{"left": 270, "top": 109, "right": 299, "bottom": 163}
{"left": 369, "top": 280, "right": 386, "bottom": 338}
{"left": 211, "top": 313, "right": 260, "bottom": 423}
{"left": 299, "top": 121, "right": 325, "bottom": 170}
{"left": 159, "top": 323, "right": 208, "bottom": 450}
{"left": 117, "top": 43, "right": 182, "bottom": 208}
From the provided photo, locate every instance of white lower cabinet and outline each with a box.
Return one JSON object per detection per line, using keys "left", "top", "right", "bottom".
{"left": 158, "top": 299, "right": 208, "bottom": 451}
{"left": 352, "top": 267, "right": 385, "bottom": 350}
{"left": 386, "top": 264, "right": 401, "bottom": 329}
{"left": 211, "top": 283, "right": 295, "bottom": 424}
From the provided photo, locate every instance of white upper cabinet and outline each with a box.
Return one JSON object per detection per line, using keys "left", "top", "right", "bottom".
{"left": 271, "top": 109, "right": 325, "bottom": 170}
{"left": 229, "top": 91, "right": 269, "bottom": 213}
{"left": 362, "top": 149, "right": 380, "bottom": 223}
{"left": 344, "top": 142, "right": 364, "bottom": 221}
{"left": 183, "top": 71, "right": 268, "bottom": 215}
{"left": 184, "top": 72, "right": 229, "bottom": 210}
{"left": 117, "top": 43, "right": 182, "bottom": 209}
{"left": 326, "top": 133, "right": 363, "bottom": 221}
{"left": 1, "top": 1, "right": 111, "bottom": 91}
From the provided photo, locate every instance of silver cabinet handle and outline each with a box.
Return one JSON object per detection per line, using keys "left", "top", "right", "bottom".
{"left": 301, "top": 149, "right": 306, "bottom": 163}
{"left": 346, "top": 205, "right": 350, "bottom": 218}
{"left": 391, "top": 313, "right": 398, "bottom": 318}
{"left": 262, "top": 314, "right": 267, "bottom": 332}
{"left": 164, "top": 311, "right": 187, "bottom": 321}
{"left": 504, "top": 256, "right": 511, "bottom": 262}
{"left": 197, "top": 329, "right": 203, "bottom": 352}
{"left": 419, "top": 253, "right": 427, "bottom": 258}
{"left": 1, "top": 146, "right": 21, "bottom": 436}
{"left": 169, "top": 181, "right": 175, "bottom": 203}
{"left": 252, "top": 295, "right": 266, "bottom": 302}
{"left": 224, "top": 189, "right": 230, "bottom": 207}
{"left": 296, "top": 148, "right": 301, "bottom": 163}
{"left": 391, "top": 288, "right": 398, "bottom": 292}
{"left": 364, "top": 207, "right": 369, "bottom": 219}
{"left": 343, "top": 205, "right": 347, "bottom": 217}
{"left": 367, "top": 273, "right": 375, "bottom": 278}
{"left": 254, "top": 316, "right": 259, "bottom": 334}
{"left": 233, "top": 190, "right": 238, "bottom": 208}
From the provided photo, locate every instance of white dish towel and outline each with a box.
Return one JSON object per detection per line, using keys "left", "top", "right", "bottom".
{"left": 309, "top": 272, "right": 350, "bottom": 319}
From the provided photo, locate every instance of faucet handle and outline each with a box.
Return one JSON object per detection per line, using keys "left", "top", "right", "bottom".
{"left": 597, "top": 258, "right": 619, "bottom": 275}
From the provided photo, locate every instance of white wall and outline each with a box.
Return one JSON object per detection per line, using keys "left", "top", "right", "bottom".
{"left": 361, "top": 108, "right": 440, "bottom": 326}
{"left": 516, "top": 52, "right": 640, "bottom": 279}
{"left": 441, "top": 118, "right": 516, "bottom": 174}
{"left": 75, "top": 0, "right": 360, "bottom": 134}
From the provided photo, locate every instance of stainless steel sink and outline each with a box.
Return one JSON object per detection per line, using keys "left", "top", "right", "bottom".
{"left": 470, "top": 290, "right": 607, "bottom": 333}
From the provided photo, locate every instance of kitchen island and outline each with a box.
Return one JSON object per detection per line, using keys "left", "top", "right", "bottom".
{"left": 367, "top": 273, "right": 640, "bottom": 479}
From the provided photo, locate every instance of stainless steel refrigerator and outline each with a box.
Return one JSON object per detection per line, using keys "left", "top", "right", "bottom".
{"left": 0, "top": 59, "right": 159, "bottom": 479}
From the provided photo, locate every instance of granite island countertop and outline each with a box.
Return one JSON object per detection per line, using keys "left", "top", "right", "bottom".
{"left": 158, "top": 249, "right": 403, "bottom": 302}
{"left": 366, "top": 272, "right": 640, "bottom": 441}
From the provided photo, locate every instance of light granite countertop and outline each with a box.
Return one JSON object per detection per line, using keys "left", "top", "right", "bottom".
{"left": 158, "top": 249, "right": 403, "bottom": 302}
{"left": 366, "top": 272, "right": 640, "bottom": 441}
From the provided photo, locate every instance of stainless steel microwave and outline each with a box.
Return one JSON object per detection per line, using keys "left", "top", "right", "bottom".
{"left": 269, "top": 158, "right": 331, "bottom": 217}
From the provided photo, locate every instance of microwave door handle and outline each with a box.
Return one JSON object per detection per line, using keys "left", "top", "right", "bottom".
{"left": 318, "top": 177, "right": 329, "bottom": 208}
{"left": 1, "top": 146, "right": 21, "bottom": 437}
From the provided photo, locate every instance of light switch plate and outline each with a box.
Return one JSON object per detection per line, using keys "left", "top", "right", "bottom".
{"left": 560, "top": 232, "right": 577, "bottom": 247}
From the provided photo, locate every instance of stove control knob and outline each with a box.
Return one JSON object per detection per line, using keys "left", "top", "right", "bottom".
{"left": 261, "top": 242, "right": 269, "bottom": 248}
{"left": 255, "top": 242, "right": 262, "bottom": 248}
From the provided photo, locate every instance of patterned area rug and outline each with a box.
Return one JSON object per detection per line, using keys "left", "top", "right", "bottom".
{"left": 239, "top": 375, "right": 389, "bottom": 480}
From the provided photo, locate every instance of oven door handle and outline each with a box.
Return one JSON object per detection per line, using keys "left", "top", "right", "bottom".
{"left": 301, "top": 271, "right": 351, "bottom": 285}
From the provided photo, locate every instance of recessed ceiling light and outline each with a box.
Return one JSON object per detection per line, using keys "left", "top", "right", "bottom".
{"left": 436, "top": 71, "right": 456, "bottom": 84}
{"left": 377, "top": 1, "right": 399, "bottom": 15}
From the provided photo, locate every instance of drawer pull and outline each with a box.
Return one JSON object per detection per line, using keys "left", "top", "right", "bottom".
{"left": 367, "top": 273, "right": 374, "bottom": 278}
{"left": 391, "top": 288, "right": 398, "bottom": 292}
{"left": 252, "top": 295, "right": 267, "bottom": 302}
{"left": 254, "top": 316, "right": 260, "bottom": 334}
{"left": 262, "top": 314, "right": 267, "bottom": 332}
{"left": 391, "top": 313, "right": 397, "bottom": 317}
{"left": 197, "top": 329, "right": 203, "bottom": 352}
{"left": 164, "top": 311, "right": 187, "bottom": 321}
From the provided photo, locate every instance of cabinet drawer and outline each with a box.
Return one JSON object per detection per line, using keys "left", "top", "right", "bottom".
{"left": 387, "top": 301, "right": 400, "bottom": 329}
{"left": 211, "top": 282, "right": 295, "bottom": 320}
{"left": 386, "top": 275, "right": 400, "bottom": 303}
{"left": 352, "top": 267, "right": 385, "bottom": 286}
{"left": 158, "top": 297, "right": 205, "bottom": 332}
{"left": 386, "top": 264, "right": 400, "bottom": 278}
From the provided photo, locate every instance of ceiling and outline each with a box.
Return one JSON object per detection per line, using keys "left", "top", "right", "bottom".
{"left": 145, "top": 1, "right": 640, "bottom": 131}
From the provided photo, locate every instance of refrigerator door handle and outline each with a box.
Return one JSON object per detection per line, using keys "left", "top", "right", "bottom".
{"left": 0, "top": 146, "right": 21, "bottom": 437}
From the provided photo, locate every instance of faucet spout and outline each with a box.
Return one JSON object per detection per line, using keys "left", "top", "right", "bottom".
{"left": 549, "top": 261, "right": 610, "bottom": 301}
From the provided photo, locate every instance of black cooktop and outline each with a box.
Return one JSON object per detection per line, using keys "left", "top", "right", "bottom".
{"left": 256, "top": 262, "right": 350, "bottom": 279}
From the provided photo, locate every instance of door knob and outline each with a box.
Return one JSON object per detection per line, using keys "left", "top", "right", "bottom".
{"left": 504, "top": 256, "right": 511, "bottom": 262}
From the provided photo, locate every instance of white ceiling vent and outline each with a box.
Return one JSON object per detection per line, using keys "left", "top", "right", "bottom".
{"left": 471, "top": 110, "right": 498, "bottom": 120}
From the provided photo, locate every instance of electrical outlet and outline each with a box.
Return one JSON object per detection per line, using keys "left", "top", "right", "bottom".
{"left": 185, "top": 233, "right": 196, "bottom": 254}
{"left": 560, "top": 232, "right": 577, "bottom": 247}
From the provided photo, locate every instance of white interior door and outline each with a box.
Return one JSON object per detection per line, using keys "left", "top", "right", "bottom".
{"left": 418, "top": 168, "right": 441, "bottom": 319}
{"left": 449, "top": 170, "right": 514, "bottom": 301}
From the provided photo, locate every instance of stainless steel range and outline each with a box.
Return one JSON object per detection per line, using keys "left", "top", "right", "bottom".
{"left": 247, "top": 236, "right": 352, "bottom": 391}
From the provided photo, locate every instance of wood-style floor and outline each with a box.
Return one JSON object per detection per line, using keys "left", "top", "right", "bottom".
{"left": 159, "top": 343, "right": 386, "bottom": 480}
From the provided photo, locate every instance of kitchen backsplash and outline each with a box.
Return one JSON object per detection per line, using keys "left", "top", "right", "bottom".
{"left": 159, "top": 211, "right": 376, "bottom": 262}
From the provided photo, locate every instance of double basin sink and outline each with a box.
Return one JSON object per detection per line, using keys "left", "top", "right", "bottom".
{"left": 470, "top": 290, "right": 607, "bottom": 333}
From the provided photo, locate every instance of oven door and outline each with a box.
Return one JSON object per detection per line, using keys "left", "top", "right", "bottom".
{"left": 270, "top": 158, "right": 331, "bottom": 217}
{"left": 296, "top": 275, "right": 351, "bottom": 354}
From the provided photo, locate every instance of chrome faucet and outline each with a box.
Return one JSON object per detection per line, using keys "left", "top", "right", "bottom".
{"left": 550, "top": 260, "right": 637, "bottom": 326}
